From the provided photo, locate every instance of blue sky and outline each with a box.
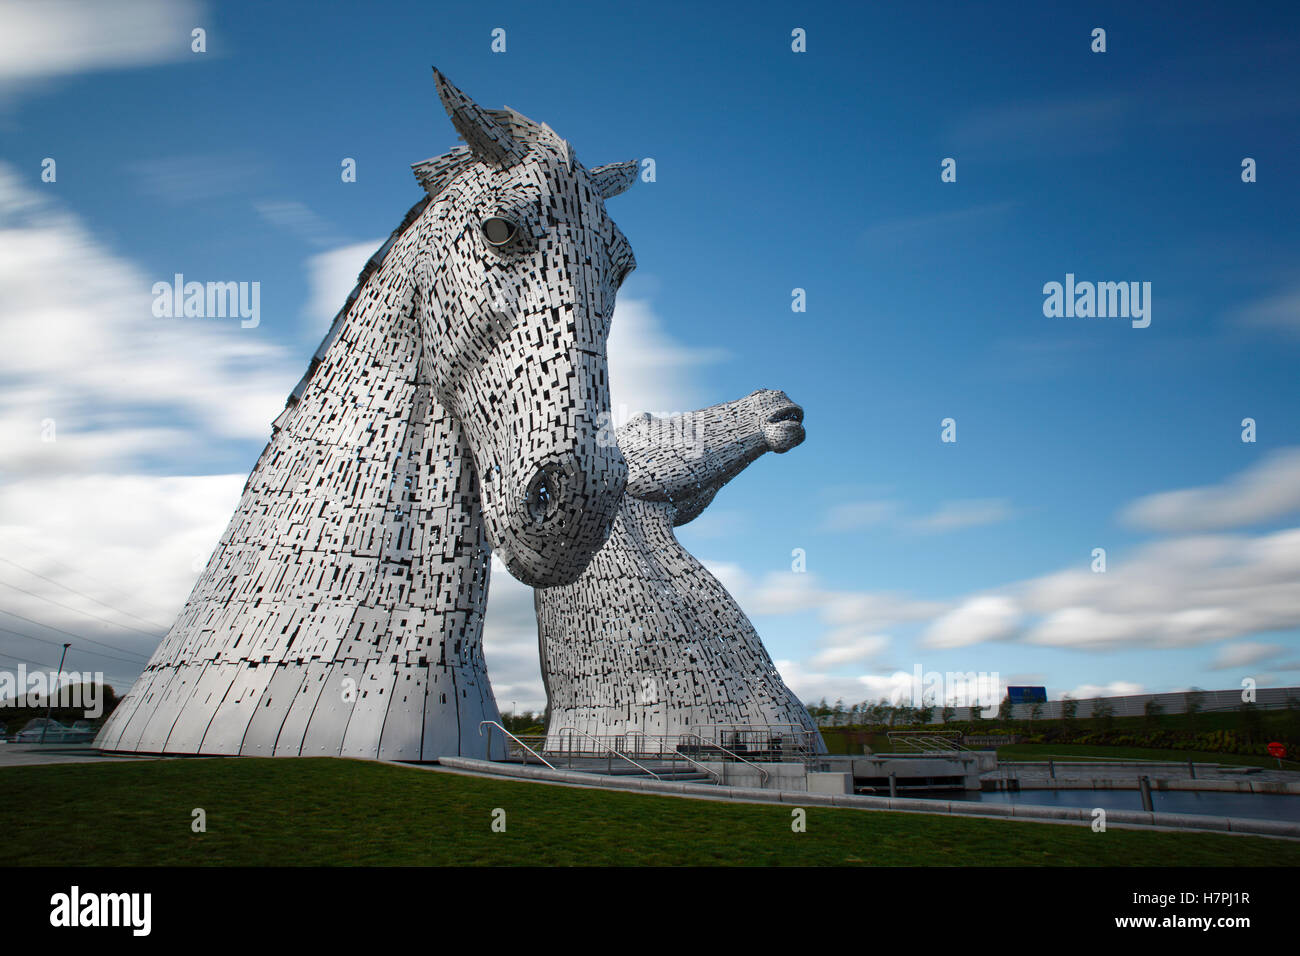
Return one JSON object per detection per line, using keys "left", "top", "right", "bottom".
{"left": 1, "top": 0, "right": 1298, "bottom": 710}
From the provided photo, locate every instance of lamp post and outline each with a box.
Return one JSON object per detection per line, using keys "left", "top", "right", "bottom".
{"left": 39, "top": 643, "right": 71, "bottom": 745}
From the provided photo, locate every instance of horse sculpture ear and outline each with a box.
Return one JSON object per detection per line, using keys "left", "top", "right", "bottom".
{"left": 588, "top": 160, "right": 638, "bottom": 200}
{"left": 433, "top": 68, "right": 527, "bottom": 169}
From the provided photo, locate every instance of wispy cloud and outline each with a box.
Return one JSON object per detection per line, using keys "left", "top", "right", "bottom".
{"left": 131, "top": 153, "right": 267, "bottom": 206}
{"left": 0, "top": 0, "right": 204, "bottom": 84}
{"left": 950, "top": 96, "right": 1131, "bottom": 158}
{"left": 254, "top": 200, "right": 350, "bottom": 249}
{"left": 859, "top": 201, "right": 1017, "bottom": 247}
{"left": 0, "top": 163, "right": 295, "bottom": 479}
{"left": 605, "top": 281, "right": 729, "bottom": 417}
{"left": 819, "top": 497, "right": 1014, "bottom": 535}
{"left": 819, "top": 499, "right": 896, "bottom": 532}
{"left": 920, "top": 595, "right": 1019, "bottom": 649}
{"left": 302, "top": 239, "right": 384, "bottom": 330}
{"left": 1067, "top": 681, "right": 1145, "bottom": 699}
{"left": 1020, "top": 527, "right": 1300, "bottom": 650}
{"left": 1121, "top": 448, "right": 1300, "bottom": 532}
{"left": 1233, "top": 285, "right": 1300, "bottom": 339}
{"left": 1210, "top": 641, "right": 1286, "bottom": 671}
{"left": 910, "top": 498, "right": 1014, "bottom": 533}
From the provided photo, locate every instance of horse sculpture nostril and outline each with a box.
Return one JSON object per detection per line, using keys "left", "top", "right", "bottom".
{"left": 524, "top": 467, "right": 561, "bottom": 524}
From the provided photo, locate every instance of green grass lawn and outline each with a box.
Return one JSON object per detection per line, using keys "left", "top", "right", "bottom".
{"left": 1, "top": 758, "right": 1296, "bottom": 866}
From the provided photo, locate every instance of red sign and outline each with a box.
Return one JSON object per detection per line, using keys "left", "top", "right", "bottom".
{"left": 1267, "top": 742, "right": 1286, "bottom": 758}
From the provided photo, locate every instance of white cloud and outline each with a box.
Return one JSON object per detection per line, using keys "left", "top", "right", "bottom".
{"left": 606, "top": 293, "right": 728, "bottom": 418}
{"left": 703, "top": 563, "right": 943, "bottom": 674}
{"left": 818, "top": 497, "right": 1012, "bottom": 535}
{"left": 771, "top": 659, "right": 891, "bottom": 707}
{"left": 1067, "top": 681, "right": 1145, "bottom": 699}
{"left": 1020, "top": 527, "right": 1300, "bottom": 650}
{"left": 0, "top": 163, "right": 297, "bottom": 478}
{"left": 920, "top": 595, "right": 1020, "bottom": 649}
{"left": 0, "top": 0, "right": 204, "bottom": 84}
{"left": 1210, "top": 641, "right": 1285, "bottom": 671}
{"left": 303, "top": 240, "right": 383, "bottom": 329}
{"left": 1121, "top": 448, "right": 1300, "bottom": 532}
{"left": 809, "top": 634, "right": 889, "bottom": 669}
{"left": 911, "top": 498, "right": 1014, "bottom": 533}
{"left": 0, "top": 473, "right": 241, "bottom": 686}
{"left": 481, "top": 555, "right": 546, "bottom": 712}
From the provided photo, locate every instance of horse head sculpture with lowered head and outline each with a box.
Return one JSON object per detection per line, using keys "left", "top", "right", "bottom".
{"left": 414, "top": 69, "right": 637, "bottom": 585}
{"left": 97, "top": 71, "right": 640, "bottom": 760}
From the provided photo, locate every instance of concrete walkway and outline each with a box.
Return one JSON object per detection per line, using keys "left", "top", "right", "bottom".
{"left": 0, "top": 743, "right": 160, "bottom": 768}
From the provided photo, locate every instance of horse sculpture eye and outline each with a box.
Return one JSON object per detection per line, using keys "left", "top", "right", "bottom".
{"left": 481, "top": 216, "right": 518, "bottom": 247}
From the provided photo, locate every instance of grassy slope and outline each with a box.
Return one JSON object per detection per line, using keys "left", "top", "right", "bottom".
{"left": 1, "top": 758, "right": 1296, "bottom": 866}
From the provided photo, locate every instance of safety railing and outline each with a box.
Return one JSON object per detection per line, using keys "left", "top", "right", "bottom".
{"left": 478, "top": 720, "right": 555, "bottom": 769}
{"left": 551, "top": 727, "right": 664, "bottom": 779}
{"left": 676, "top": 732, "right": 770, "bottom": 786}
{"left": 622, "top": 730, "right": 722, "bottom": 783}
{"left": 887, "top": 731, "right": 972, "bottom": 754}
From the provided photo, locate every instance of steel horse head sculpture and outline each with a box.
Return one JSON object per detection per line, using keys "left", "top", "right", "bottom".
{"left": 98, "top": 70, "right": 638, "bottom": 760}
{"left": 535, "top": 389, "right": 827, "bottom": 752}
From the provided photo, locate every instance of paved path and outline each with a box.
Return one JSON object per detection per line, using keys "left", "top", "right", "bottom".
{"left": 0, "top": 744, "right": 161, "bottom": 768}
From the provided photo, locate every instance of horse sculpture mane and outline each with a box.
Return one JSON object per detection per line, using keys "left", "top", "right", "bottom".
{"left": 97, "top": 70, "right": 637, "bottom": 761}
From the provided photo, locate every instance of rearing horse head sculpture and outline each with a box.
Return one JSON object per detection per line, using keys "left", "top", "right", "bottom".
{"left": 412, "top": 70, "right": 637, "bottom": 586}
{"left": 620, "top": 389, "right": 805, "bottom": 526}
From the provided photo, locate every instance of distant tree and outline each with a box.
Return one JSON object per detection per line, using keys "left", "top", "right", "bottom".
{"left": 1092, "top": 699, "right": 1115, "bottom": 731}
{"left": 997, "top": 695, "right": 1014, "bottom": 724}
{"left": 1184, "top": 688, "right": 1205, "bottom": 730}
{"left": 1028, "top": 701, "right": 1043, "bottom": 724}
{"left": 1143, "top": 698, "right": 1164, "bottom": 728}
{"left": 1285, "top": 697, "right": 1300, "bottom": 747}
{"left": 968, "top": 701, "right": 982, "bottom": 724}
{"left": 1061, "top": 694, "right": 1078, "bottom": 729}
{"left": 1238, "top": 701, "right": 1263, "bottom": 743}
{"left": 941, "top": 705, "right": 955, "bottom": 725}
{"left": 916, "top": 704, "right": 934, "bottom": 726}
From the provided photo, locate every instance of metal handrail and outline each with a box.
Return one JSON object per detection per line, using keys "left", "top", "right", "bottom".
{"left": 552, "top": 726, "right": 663, "bottom": 779}
{"left": 678, "top": 732, "right": 770, "bottom": 786}
{"left": 478, "top": 720, "right": 556, "bottom": 769}
{"left": 888, "top": 731, "right": 972, "bottom": 754}
{"left": 694, "top": 722, "right": 824, "bottom": 761}
{"left": 622, "top": 730, "right": 721, "bottom": 783}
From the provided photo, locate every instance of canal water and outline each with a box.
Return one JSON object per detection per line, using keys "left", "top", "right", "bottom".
{"left": 914, "top": 788, "right": 1300, "bottom": 822}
